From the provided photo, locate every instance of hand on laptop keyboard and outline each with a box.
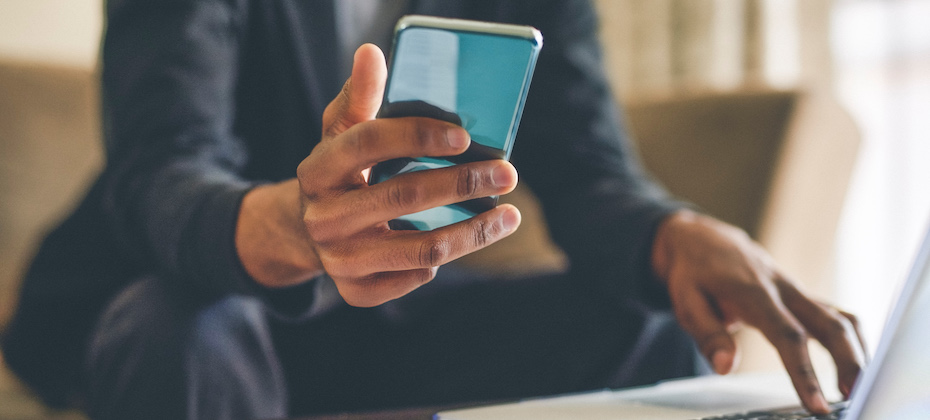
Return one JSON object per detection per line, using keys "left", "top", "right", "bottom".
{"left": 698, "top": 401, "right": 849, "bottom": 420}
{"left": 652, "top": 211, "right": 868, "bottom": 414}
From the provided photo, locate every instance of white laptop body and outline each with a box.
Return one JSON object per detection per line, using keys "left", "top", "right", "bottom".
{"left": 437, "top": 222, "right": 930, "bottom": 420}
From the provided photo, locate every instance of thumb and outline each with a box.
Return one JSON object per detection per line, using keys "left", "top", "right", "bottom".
{"left": 323, "top": 43, "right": 387, "bottom": 137}
{"left": 674, "top": 288, "right": 739, "bottom": 375}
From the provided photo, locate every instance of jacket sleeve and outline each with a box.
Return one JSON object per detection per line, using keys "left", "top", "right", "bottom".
{"left": 100, "top": 0, "right": 263, "bottom": 297}
{"left": 510, "top": 0, "right": 686, "bottom": 308}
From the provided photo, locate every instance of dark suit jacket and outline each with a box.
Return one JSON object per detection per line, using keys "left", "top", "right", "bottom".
{"left": 2, "top": 0, "right": 681, "bottom": 407}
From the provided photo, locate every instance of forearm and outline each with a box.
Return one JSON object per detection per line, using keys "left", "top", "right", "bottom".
{"left": 109, "top": 158, "right": 259, "bottom": 292}
{"left": 102, "top": 0, "right": 257, "bottom": 294}
{"left": 236, "top": 179, "right": 324, "bottom": 288}
{"left": 543, "top": 178, "right": 684, "bottom": 307}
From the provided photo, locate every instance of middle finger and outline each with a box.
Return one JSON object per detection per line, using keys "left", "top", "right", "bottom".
{"left": 336, "top": 160, "right": 518, "bottom": 234}
{"left": 739, "top": 290, "right": 832, "bottom": 414}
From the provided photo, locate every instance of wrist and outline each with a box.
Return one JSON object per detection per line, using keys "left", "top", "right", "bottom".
{"left": 236, "top": 179, "right": 324, "bottom": 288}
{"left": 651, "top": 209, "right": 700, "bottom": 285}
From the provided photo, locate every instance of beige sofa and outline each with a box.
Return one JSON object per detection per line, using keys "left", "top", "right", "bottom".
{"left": 0, "top": 61, "right": 99, "bottom": 419}
{"left": 0, "top": 60, "right": 858, "bottom": 418}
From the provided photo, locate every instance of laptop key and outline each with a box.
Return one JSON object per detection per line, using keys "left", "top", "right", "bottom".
{"left": 696, "top": 401, "right": 848, "bottom": 420}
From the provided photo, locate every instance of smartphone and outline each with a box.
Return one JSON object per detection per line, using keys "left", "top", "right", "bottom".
{"left": 369, "top": 15, "right": 543, "bottom": 231}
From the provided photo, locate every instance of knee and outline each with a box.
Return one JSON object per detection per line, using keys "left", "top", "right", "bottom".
{"left": 85, "top": 277, "right": 196, "bottom": 419}
{"left": 185, "top": 294, "right": 288, "bottom": 420}
{"left": 86, "top": 277, "right": 285, "bottom": 420}
{"left": 87, "top": 277, "right": 192, "bottom": 375}
{"left": 187, "top": 294, "right": 280, "bottom": 374}
{"left": 87, "top": 278, "right": 272, "bottom": 371}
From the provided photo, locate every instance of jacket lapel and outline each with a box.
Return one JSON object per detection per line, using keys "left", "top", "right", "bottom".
{"left": 276, "top": 0, "right": 340, "bottom": 120}
{"left": 276, "top": 0, "right": 472, "bottom": 123}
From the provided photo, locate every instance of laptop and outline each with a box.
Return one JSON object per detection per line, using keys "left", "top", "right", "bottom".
{"left": 437, "top": 222, "right": 930, "bottom": 420}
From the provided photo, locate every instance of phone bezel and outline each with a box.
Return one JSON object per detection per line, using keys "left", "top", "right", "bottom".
{"left": 394, "top": 15, "right": 543, "bottom": 47}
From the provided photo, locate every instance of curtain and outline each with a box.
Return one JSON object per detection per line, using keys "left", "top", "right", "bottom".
{"left": 594, "top": 0, "right": 833, "bottom": 101}
{"left": 832, "top": 0, "right": 930, "bottom": 347}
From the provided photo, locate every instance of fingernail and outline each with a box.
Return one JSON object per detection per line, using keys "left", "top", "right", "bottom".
{"left": 491, "top": 165, "right": 516, "bottom": 188}
{"left": 447, "top": 128, "right": 469, "bottom": 149}
{"left": 501, "top": 208, "right": 520, "bottom": 233}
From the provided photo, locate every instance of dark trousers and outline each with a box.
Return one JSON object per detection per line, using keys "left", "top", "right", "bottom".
{"left": 85, "top": 268, "right": 704, "bottom": 420}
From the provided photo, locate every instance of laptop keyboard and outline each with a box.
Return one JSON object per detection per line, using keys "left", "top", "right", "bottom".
{"left": 696, "top": 401, "right": 848, "bottom": 420}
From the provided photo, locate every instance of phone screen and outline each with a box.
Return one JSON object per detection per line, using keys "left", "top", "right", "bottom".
{"left": 370, "top": 17, "right": 542, "bottom": 231}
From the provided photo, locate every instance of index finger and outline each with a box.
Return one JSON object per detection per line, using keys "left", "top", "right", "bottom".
{"left": 300, "top": 118, "right": 470, "bottom": 191}
{"left": 776, "top": 279, "right": 866, "bottom": 399}
{"left": 739, "top": 290, "right": 832, "bottom": 414}
{"left": 341, "top": 117, "right": 471, "bottom": 175}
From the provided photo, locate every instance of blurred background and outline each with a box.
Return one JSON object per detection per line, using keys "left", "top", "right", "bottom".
{"left": 0, "top": 0, "right": 928, "bottom": 418}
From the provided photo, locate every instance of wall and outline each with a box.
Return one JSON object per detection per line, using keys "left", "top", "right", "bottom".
{"left": 0, "top": 0, "right": 103, "bottom": 69}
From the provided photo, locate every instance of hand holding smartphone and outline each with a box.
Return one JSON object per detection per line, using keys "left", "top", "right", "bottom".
{"left": 369, "top": 15, "right": 542, "bottom": 231}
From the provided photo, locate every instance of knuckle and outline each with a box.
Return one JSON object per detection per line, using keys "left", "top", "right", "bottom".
{"left": 296, "top": 159, "right": 313, "bottom": 183}
{"left": 347, "top": 123, "right": 372, "bottom": 156}
{"left": 794, "top": 362, "right": 817, "bottom": 379}
{"left": 302, "top": 213, "right": 325, "bottom": 241}
{"left": 456, "top": 165, "right": 481, "bottom": 198}
{"left": 303, "top": 209, "right": 339, "bottom": 245}
{"left": 385, "top": 182, "right": 422, "bottom": 210}
{"left": 414, "top": 120, "right": 433, "bottom": 150}
{"left": 741, "top": 285, "right": 774, "bottom": 304}
{"left": 412, "top": 119, "right": 442, "bottom": 151}
{"left": 417, "top": 237, "right": 451, "bottom": 267}
{"left": 325, "top": 81, "right": 354, "bottom": 128}
{"left": 329, "top": 263, "right": 358, "bottom": 280}
{"left": 297, "top": 157, "right": 325, "bottom": 191}
{"left": 472, "top": 217, "right": 494, "bottom": 247}
{"left": 778, "top": 325, "right": 809, "bottom": 346}
{"left": 806, "top": 383, "right": 822, "bottom": 396}
{"left": 410, "top": 267, "right": 438, "bottom": 287}
{"left": 325, "top": 265, "right": 348, "bottom": 280}
{"left": 340, "top": 79, "right": 352, "bottom": 102}
{"left": 319, "top": 253, "right": 352, "bottom": 278}
{"left": 823, "top": 317, "right": 850, "bottom": 339}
